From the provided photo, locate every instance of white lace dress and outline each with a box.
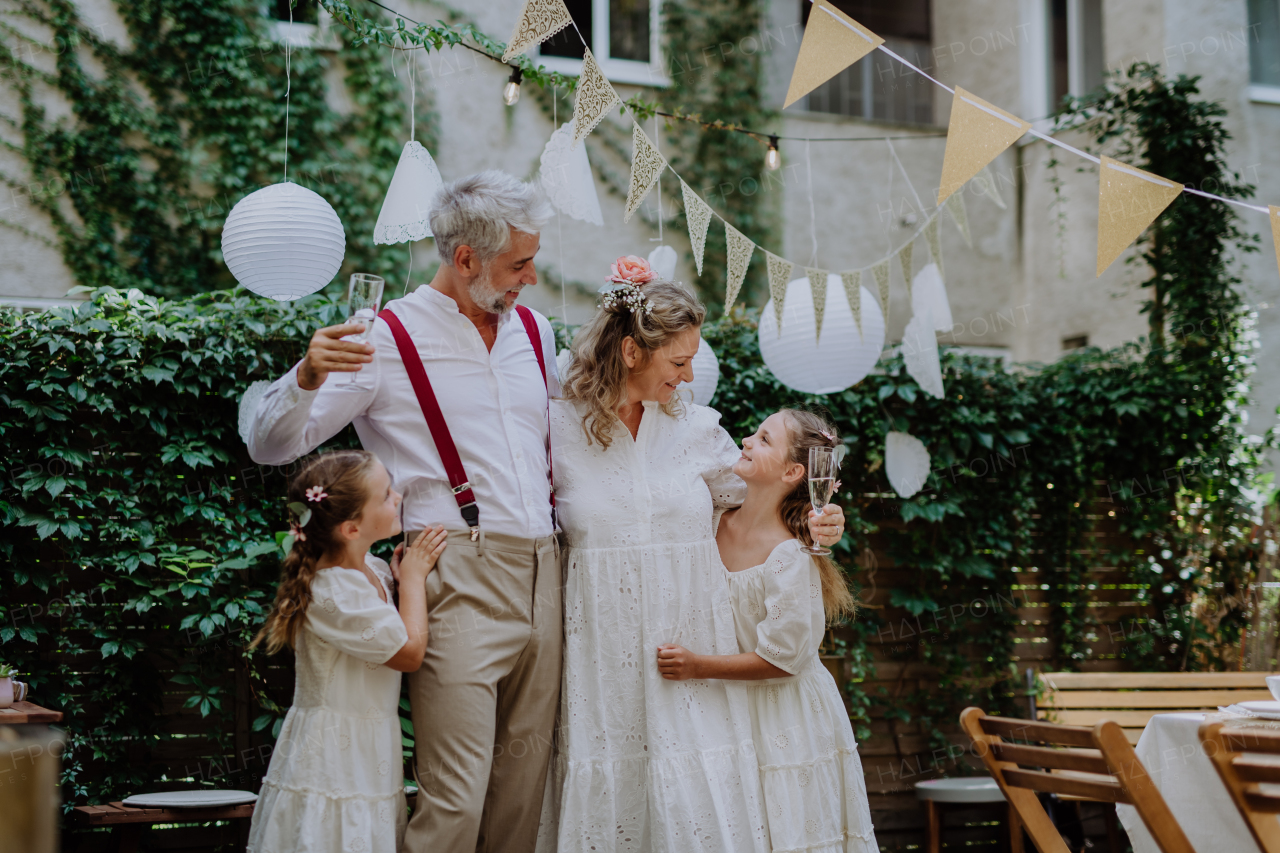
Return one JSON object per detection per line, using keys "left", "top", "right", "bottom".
{"left": 248, "top": 557, "right": 409, "bottom": 853}
{"left": 538, "top": 399, "right": 768, "bottom": 853}
{"left": 726, "top": 539, "right": 878, "bottom": 853}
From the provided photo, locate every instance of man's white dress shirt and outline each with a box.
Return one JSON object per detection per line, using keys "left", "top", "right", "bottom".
{"left": 247, "top": 286, "right": 560, "bottom": 539}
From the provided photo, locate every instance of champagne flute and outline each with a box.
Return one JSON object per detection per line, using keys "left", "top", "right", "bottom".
{"left": 802, "top": 445, "right": 837, "bottom": 556}
{"left": 345, "top": 273, "right": 384, "bottom": 384}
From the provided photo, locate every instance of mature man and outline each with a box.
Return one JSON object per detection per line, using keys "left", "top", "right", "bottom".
{"left": 247, "top": 171, "right": 561, "bottom": 852}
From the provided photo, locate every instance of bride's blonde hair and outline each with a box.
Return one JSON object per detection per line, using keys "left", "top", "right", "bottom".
{"left": 562, "top": 280, "right": 705, "bottom": 449}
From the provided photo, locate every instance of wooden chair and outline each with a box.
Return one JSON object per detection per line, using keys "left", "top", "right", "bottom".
{"left": 960, "top": 707, "right": 1194, "bottom": 853}
{"left": 1034, "top": 671, "right": 1274, "bottom": 744}
{"left": 1200, "top": 720, "right": 1280, "bottom": 852}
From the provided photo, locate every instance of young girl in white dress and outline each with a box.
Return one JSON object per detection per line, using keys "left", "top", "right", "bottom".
{"left": 657, "top": 410, "right": 879, "bottom": 853}
{"left": 246, "top": 450, "right": 448, "bottom": 853}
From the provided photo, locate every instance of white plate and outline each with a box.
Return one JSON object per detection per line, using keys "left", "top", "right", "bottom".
{"left": 122, "top": 790, "right": 258, "bottom": 809}
{"left": 1238, "top": 701, "right": 1280, "bottom": 720}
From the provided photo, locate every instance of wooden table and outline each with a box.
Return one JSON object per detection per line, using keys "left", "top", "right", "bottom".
{"left": 71, "top": 802, "right": 256, "bottom": 853}
{"left": 0, "top": 700, "right": 64, "bottom": 724}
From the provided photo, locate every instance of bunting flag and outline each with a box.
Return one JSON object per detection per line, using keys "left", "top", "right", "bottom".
{"left": 724, "top": 222, "right": 755, "bottom": 310}
{"left": 624, "top": 122, "right": 667, "bottom": 223}
{"left": 937, "top": 87, "right": 1031, "bottom": 205}
{"left": 923, "top": 216, "right": 943, "bottom": 278}
{"left": 1096, "top": 155, "right": 1183, "bottom": 276}
{"left": 572, "top": 48, "right": 621, "bottom": 144}
{"left": 945, "top": 192, "right": 973, "bottom": 247}
{"left": 871, "top": 259, "right": 891, "bottom": 324}
{"left": 784, "top": 0, "right": 884, "bottom": 108}
{"left": 766, "top": 252, "right": 794, "bottom": 331}
{"left": 841, "top": 270, "right": 862, "bottom": 338}
{"left": 1271, "top": 206, "right": 1280, "bottom": 282}
{"left": 682, "top": 181, "right": 712, "bottom": 276}
{"left": 503, "top": 0, "right": 574, "bottom": 62}
{"left": 897, "top": 241, "right": 914, "bottom": 299}
{"left": 806, "top": 268, "right": 828, "bottom": 342}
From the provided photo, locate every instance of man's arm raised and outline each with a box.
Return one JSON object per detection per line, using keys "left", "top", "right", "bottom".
{"left": 246, "top": 323, "right": 378, "bottom": 465}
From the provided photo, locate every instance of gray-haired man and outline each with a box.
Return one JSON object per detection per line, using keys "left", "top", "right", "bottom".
{"left": 248, "top": 171, "right": 561, "bottom": 852}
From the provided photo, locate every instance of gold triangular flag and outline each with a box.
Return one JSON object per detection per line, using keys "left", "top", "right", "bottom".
{"left": 766, "top": 252, "right": 793, "bottom": 331}
{"left": 945, "top": 192, "right": 972, "bottom": 247}
{"left": 682, "top": 181, "right": 712, "bottom": 276}
{"left": 783, "top": 0, "right": 883, "bottom": 108}
{"left": 840, "top": 270, "right": 862, "bottom": 338}
{"left": 1271, "top": 206, "right": 1280, "bottom": 282}
{"left": 1096, "top": 155, "right": 1183, "bottom": 276}
{"left": 937, "top": 87, "right": 1031, "bottom": 205}
{"left": 924, "top": 216, "right": 942, "bottom": 278}
{"left": 503, "top": 0, "right": 575, "bottom": 62}
{"left": 897, "top": 241, "right": 914, "bottom": 299}
{"left": 624, "top": 122, "right": 667, "bottom": 223}
{"left": 572, "top": 48, "right": 621, "bottom": 144}
{"left": 724, "top": 223, "right": 754, "bottom": 310}
{"left": 872, "top": 259, "right": 891, "bottom": 325}
{"left": 806, "top": 268, "right": 828, "bottom": 342}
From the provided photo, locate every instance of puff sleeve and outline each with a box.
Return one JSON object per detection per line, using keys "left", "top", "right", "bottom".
{"left": 306, "top": 566, "right": 409, "bottom": 664}
{"left": 694, "top": 405, "right": 747, "bottom": 510}
{"left": 753, "top": 541, "right": 823, "bottom": 675}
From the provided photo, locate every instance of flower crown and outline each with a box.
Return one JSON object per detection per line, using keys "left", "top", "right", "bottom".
{"left": 599, "top": 255, "right": 656, "bottom": 315}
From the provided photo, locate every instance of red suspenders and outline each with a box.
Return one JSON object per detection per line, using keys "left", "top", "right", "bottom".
{"left": 377, "top": 304, "right": 554, "bottom": 538}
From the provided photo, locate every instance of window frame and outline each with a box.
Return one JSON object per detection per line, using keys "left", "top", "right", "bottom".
{"left": 535, "top": 0, "right": 669, "bottom": 87}
{"left": 1020, "top": 0, "right": 1102, "bottom": 127}
{"left": 270, "top": 2, "right": 343, "bottom": 50}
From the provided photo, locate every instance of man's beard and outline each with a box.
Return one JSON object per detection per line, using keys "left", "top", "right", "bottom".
{"left": 468, "top": 267, "right": 515, "bottom": 315}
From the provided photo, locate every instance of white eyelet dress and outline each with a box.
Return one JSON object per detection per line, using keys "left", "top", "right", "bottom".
{"left": 538, "top": 399, "right": 768, "bottom": 853}
{"left": 247, "top": 556, "right": 409, "bottom": 853}
{"left": 726, "top": 539, "right": 878, "bottom": 853}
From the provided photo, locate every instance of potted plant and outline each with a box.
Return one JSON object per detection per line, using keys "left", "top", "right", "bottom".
{"left": 0, "top": 663, "right": 17, "bottom": 709}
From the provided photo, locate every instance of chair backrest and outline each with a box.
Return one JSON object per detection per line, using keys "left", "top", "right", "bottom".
{"left": 1037, "top": 671, "right": 1275, "bottom": 744}
{"left": 1200, "top": 720, "right": 1280, "bottom": 853}
{"left": 960, "top": 707, "right": 1195, "bottom": 853}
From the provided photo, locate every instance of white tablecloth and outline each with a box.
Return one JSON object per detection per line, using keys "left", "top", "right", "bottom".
{"left": 1116, "top": 712, "right": 1263, "bottom": 853}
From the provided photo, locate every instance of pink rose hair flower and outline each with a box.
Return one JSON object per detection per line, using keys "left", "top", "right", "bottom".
{"left": 305, "top": 485, "right": 328, "bottom": 502}
{"left": 607, "top": 255, "right": 656, "bottom": 285}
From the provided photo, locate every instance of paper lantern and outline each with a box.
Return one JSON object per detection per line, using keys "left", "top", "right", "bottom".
{"left": 678, "top": 338, "right": 720, "bottom": 407}
{"left": 911, "top": 263, "right": 953, "bottom": 332}
{"left": 886, "top": 431, "right": 931, "bottom": 498}
{"left": 221, "top": 182, "right": 345, "bottom": 301}
{"left": 540, "top": 120, "right": 603, "bottom": 226}
{"left": 902, "top": 309, "right": 945, "bottom": 399}
{"left": 759, "top": 274, "right": 886, "bottom": 394}
{"left": 374, "top": 140, "right": 445, "bottom": 244}
{"left": 237, "top": 380, "right": 272, "bottom": 445}
{"left": 648, "top": 244, "right": 678, "bottom": 281}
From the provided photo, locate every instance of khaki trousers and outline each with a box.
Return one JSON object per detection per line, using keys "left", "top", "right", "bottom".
{"left": 401, "top": 528, "right": 562, "bottom": 853}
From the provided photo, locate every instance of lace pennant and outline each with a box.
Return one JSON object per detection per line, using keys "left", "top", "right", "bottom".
{"left": 724, "top": 222, "right": 754, "bottom": 310}
{"left": 840, "top": 270, "right": 862, "bottom": 339}
{"left": 945, "top": 192, "right": 972, "bottom": 247}
{"left": 924, "top": 215, "right": 942, "bottom": 278}
{"left": 624, "top": 121, "right": 667, "bottom": 224}
{"left": 871, "top": 259, "right": 891, "bottom": 325}
{"left": 897, "top": 241, "right": 914, "bottom": 300}
{"left": 766, "top": 252, "right": 793, "bottom": 332}
{"left": 806, "top": 268, "right": 828, "bottom": 342}
{"left": 572, "top": 48, "right": 621, "bottom": 145}
{"left": 682, "top": 181, "right": 712, "bottom": 276}
{"left": 503, "top": 0, "right": 574, "bottom": 62}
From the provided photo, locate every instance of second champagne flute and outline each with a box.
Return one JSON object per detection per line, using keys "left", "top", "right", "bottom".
{"left": 345, "top": 273, "right": 385, "bottom": 384}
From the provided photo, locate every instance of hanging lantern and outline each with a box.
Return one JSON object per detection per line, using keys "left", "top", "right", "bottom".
{"left": 374, "top": 141, "right": 445, "bottom": 244}
{"left": 647, "top": 244, "right": 678, "bottom": 281}
{"left": 221, "top": 182, "right": 346, "bottom": 301}
{"left": 678, "top": 337, "right": 720, "bottom": 407}
{"left": 759, "top": 274, "right": 886, "bottom": 394}
{"left": 885, "top": 431, "right": 931, "bottom": 498}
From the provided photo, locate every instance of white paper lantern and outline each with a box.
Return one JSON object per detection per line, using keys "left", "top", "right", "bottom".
{"left": 221, "top": 182, "right": 346, "bottom": 301}
{"left": 677, "top": 337, "right": 720, "bottom": 407}
{"left": 375, "top": 140, "right": 445, "bottom": 243}
{"left": 911, "top": 263, "right": 953, "bottom": 332}
{"left": 540, "top": 120, "right": 603, "bottom": 227}
{"left": 648, "top": 244, "right": 678, "bottom": 281}
{"left": 759, "top": 274, "right": 886, "bottom": 394}
{"left": 885, "top": 431, "right": 931, "bottom": 498}
{"left": 237, "top": 380, "right": 272, "bottom": 445}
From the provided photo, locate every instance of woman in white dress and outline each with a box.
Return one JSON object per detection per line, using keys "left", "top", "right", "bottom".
{"left": 538, "top": 258, "right": 845, "bottom": 853}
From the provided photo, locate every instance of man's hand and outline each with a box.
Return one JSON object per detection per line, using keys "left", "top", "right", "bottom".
{"left": 807, "top": 504, "right": 845, "bottom": 547}
{"left": 297, "top": 323, "right": 375, "bottom": 391}
{"left": 657, "top": 644, "right": 701, "bottom": 681}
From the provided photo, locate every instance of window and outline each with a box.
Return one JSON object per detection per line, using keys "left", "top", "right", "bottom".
{"left": 1249, "top": 0, "right": 1280, "bottom": 91}
{"left": 802, "top": 1, "right": 934, "bottom": 125}
{"left": 1062, "top": 334, "right": 1088, "bottom": 351}
{"left": 539, "top": 0, "right": 666, "bottom": 86}
{"left": 269, "top": 0, "right": 341, "bottom": 49}
{"left": 1048, "top": 0, "right": 1104, "bottom": 109}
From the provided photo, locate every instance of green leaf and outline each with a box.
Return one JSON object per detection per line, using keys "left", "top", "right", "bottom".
{"left": 896, "top": 384, "right": 917, "bottom": 403}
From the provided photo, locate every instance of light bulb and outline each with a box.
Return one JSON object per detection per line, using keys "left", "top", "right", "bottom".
{"left": 503, "top": 67, "right": 523, "bottom": 106}
{"left": 765, "top": 136, "right": 781, "bottom": 171}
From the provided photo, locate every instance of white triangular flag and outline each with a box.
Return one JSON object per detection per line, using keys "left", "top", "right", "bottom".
{"left": 923, "top": 216, "right": 942, "bottom": 278}
{"left": 624, "top": 121, "right": 667, "bottom": 223}
{"left": 766, "top": 252, "right": 793, "bottom": 332}
{"left": 911, "top": 263, "right": 952, "bottom": 333}
{"left": 374, "top": 140, "right": 444, "bottom": 244}
{"left": 682, "top": 181, "right": 712, "bottom": 276}
{"left": 573, "top": 48, "right": 621, "bottom": 144}
{"left": 945, "top": 193, "right": 972, "bottom": 247}
{"left": 503, "top": 0, "right": 574, "bottom": 62}
{"left": 539, "top": 119, "right": 603, "bottom": 226}
{"left": 806, "top": 268, "right": 828, "bottom": 342}
{"left": 897, "top": 241, "right": 914, "bottom": 299}
{"left": 725, "top": 223, "right": 754, "bottom": 310}
{"left": 840, "top": 270, "right": 862, "bottom": 338}
{"left": 871, "top": 259, "right": 891, "bottom": 325}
